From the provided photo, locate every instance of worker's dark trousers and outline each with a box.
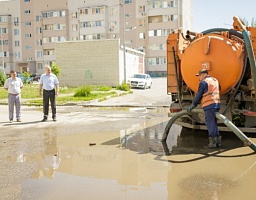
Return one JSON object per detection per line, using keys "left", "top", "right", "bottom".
{"left": 205, "top": 108, "right": 220, "bottom": 138}
{"left": 43, "top": 89, "right": 56, "bottom": 119}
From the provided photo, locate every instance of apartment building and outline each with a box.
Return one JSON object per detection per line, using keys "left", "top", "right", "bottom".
{"left": 0, "top": 0, "right": 192, "bottom": 76}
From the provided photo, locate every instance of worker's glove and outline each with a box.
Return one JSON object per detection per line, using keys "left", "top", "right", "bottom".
{"left": 187, "top": 104, "right": 195, "bottom": 113}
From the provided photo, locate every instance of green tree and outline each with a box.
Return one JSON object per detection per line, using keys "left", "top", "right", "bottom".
{"left": 22, "top": 71, "right": 31, "bottom": 84}
{"left": 0, "top": 72, "right": 7, "bottom": 86}
{"left": 51, "top": 62, "right": 61, "bottom": 77}
{"left": 242, "top": 17, "right": 256, "bottom": 27}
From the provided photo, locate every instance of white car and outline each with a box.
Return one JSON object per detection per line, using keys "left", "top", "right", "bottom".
{"left": 127, "top": 73, "right": 152, "bottom": 89}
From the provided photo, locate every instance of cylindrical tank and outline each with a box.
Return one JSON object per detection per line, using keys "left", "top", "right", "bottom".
{"left": 180, "top": 34, "right": 244, "bottom": 94}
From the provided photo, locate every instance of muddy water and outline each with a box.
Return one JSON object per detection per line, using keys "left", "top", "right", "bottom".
{"left": 0, "top": 106, "right": 256, "bottom": 200}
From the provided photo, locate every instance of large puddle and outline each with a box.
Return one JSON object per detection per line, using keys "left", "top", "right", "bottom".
{"left": 1, "top": 107, "right": 256, "bottom": 200}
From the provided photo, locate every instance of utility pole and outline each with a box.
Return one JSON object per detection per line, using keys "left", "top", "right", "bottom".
{"left": 0, "top": 24, "right": 4, "bottom": 74}
{"left": 122, "top": 3, "right": 127, "bottom": 83}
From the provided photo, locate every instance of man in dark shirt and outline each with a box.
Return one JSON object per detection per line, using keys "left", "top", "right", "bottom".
{"left": 187, "top": 69, "right": 221, "bottom": 148}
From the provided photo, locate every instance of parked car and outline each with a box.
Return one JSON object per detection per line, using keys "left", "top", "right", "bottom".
{"left": 16, "top": 73, "right": 33, "bottom": 84}
{"left": 127, "top": 73, "right": 152, "bottom": 89}
{"left": 30, "top": 73, "right": 41, "bottom": 81}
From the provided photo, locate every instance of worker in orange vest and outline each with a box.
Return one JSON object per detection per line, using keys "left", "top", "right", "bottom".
{"left": 187, "top": 69, "right": 221, "bottom": 148}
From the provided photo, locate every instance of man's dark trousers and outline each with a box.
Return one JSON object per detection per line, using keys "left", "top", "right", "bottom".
{"left": 43, "top": 89, "right": 56, "bottom": 119}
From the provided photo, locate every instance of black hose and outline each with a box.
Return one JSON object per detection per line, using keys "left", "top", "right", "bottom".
{"left": 202, "top": 28, "right": 243, "bottom": 39}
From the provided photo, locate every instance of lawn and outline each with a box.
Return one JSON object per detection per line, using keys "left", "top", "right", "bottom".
{"left": 0, "top": 83, "right": 130, "bottom": 106}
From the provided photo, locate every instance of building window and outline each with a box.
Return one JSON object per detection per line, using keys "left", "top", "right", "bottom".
{"left": 3, "top": 52, "right": 9, "bottom": 57}
{"left": 24, "top": 0, "right": 30, "bottom": 2}
{"left": 148, "top": 57, "right": 166, "bottom": 65}
{"left": 14, "top": 17, "right": 19, "bottom": 26}
{"left": 125, "top": 0, "right": 132, "bottom": 4}
{"left": 79, "top": 7, "right": 104, "bottom": 15}
{"left": 125, "top": 40, "right": 132, "bottom": 45}
{"left": 72, "top": 12, "right": 78, "bottom": 19}
{"left": 148, "top": 1, "right": 162, "bottom": 9}
{"left": 0, "top": 40, "right": 8, "bottom": 45}
{"left": 36, "top": 27, "right": 42, "bottom": 34}
{"left": 44, "top": 49, "right": 54, "bottom": 55}
{"left": 138, "top": 5, "right": 146, "bottom": 12}
{"left": 36, "top": 51, "right": 43, "bottom": 58}
{"left": 26, "top": 46, "right": 32, "bottom": 50}
{"left": 25, "top": 21, "right": 31, "bottom": 26}
{"left": 81, "top": 20, "right": 104, "bottom": 28}
{"left": 72, "top": 37, "right": 78, "bottom": 41}
{"left": 37, "top": 63, "right": 43, "bottom": 69}
{"left": 15, "top": 52, "right": 20, "bottom": 58}
{"left": 80, "top": 34, "right": 105, "bottom": 40}
{"left": 139, "top": 32, "right": 145, "bottom": 39}
{"left": 170, "top": 1, "right": 176, "bottom": 7}
{"left": 43, "top": 36, "right": 65, "bottom": 43}
{"left": 0, "top": 16, "right": 8, "bottom": 22}
{"left": 36, "top": 15, "right": 40, "bottom": 21}
{"left": 125, "top": 13, "right": 132, "bottom": 18}
{"left": 36, "top": 39, "right": 42, "bottom": 46}
{"left": 24, "top": 10, "right": 30, "bottom": 14}
{"left": 42, "top": 10, "right": 66, "bottom": 18}
{"left": 72, "top": 24, "right": 78, "bottom": 31}
{"left": 148, "top": 29, "right": 171, "bottom": 37}
{"left": 171, "top": 15, "right": 178, "bottom": 21}
{"left": 110, "top": 8, "right": 117, "bottom": 16}
{"left": 110, "top": 34, "right": 116, "bottom": 39}
{"left": 137, "top": 47, "right": 145, "bottom": 52}
{"left": 139, "top": 19, "right": 146, "bottom": 26}
{"left": 14, "top": 41, "right": 20, "bottom": 47}
{"left": 25, "top": 33, "right": 32, "bottom": 38}
{"left": 14, "top": 29, "right": 19, "bottom": 35}
{"left": 149, "top": 43, "right": 166, "bottom": 50}
{"left": 109, "top": 21, "right": 117, "bottom": 31}
{"left": 0, "top": 28, "right": 8, "bottom": 34}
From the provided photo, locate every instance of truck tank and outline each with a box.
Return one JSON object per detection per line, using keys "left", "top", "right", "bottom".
{"left": 167, "top": 17, "right": 256, "bottom": 133}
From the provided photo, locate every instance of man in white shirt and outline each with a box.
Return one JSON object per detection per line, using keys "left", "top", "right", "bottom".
{"left": 4, "top": 70, "right": 23, "bottom": 122}
{"left": 39, "top": 65, "right": 59, "bottom": 122}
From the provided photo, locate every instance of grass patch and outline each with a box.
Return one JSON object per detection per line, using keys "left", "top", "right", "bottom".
{"left": 27, "top": 91, "right": 117, "bottom": 105}
{"left": 0, "top": 83, "right": 129, "bottom": 105}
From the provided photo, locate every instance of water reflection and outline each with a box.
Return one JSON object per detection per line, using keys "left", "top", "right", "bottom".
{"left": 32, "top": 134, "right": 61, "bottom": 179}
{"left": 120, "top": 122, "right": 182, "bottom": 155}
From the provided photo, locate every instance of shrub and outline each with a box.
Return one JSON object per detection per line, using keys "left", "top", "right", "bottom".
{"left": 116, "top": 82, "right": 130, "bottom": 91}
{"left": 97, "top": 85, "right": 112, "bottom": 91}
{"left": 0, "top": 72, "right": 6, "bottom": 86}
{"left": 74, "top": 86, "right": 91, "bottom": 97}
{"left": 51, "top": 62, "right": 61, "bottom": 77}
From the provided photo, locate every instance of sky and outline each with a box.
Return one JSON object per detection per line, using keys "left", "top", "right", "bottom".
{"left": 193, "top": 0, "right": 256, "bottom": 32}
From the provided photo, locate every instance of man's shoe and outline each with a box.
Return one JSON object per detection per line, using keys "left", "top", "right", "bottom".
{"left": 17, "top": 118, "right": 21, "bottom": 122}
{"left": 217, "top": 136, "right": 222, "bottom": 147}
{"left": 53, "top": 117, "right": 57, "bottom": 122}
{"left": 41, "top": 118, "right": 47, "bottom": 122}
{"left": 204, "top": 137, "right": 217, "bottom": 148}
{"left": 9, "top": 120, "right": 13, "bottom": 123}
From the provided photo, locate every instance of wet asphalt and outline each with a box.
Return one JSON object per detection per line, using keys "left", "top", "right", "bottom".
{"left": 0, "top": 78, "right": 256, "bottom": 200}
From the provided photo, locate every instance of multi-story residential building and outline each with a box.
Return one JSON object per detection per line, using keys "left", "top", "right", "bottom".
{"left": 0, "top": 0, "right": 192, "bottom": 76}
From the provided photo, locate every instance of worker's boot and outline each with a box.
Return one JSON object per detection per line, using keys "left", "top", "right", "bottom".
{"left": 217, "top": 136, "right": 222, "bottom": 147}
{"left": 204, "top": 137, "right": 217, "bottom": 148}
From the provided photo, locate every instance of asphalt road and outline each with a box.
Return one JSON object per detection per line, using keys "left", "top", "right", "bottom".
{"left": 88, "top": 77, "right": 171, "bottom": 107}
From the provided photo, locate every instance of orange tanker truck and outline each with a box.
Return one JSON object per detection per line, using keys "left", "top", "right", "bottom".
{"left": 167, "top": 16, "right": 256, "bottom": 133}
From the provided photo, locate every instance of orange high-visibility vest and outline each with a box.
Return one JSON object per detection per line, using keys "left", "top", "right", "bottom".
{"left": 202, "top": 76, "right": 220, "bottom": 108}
